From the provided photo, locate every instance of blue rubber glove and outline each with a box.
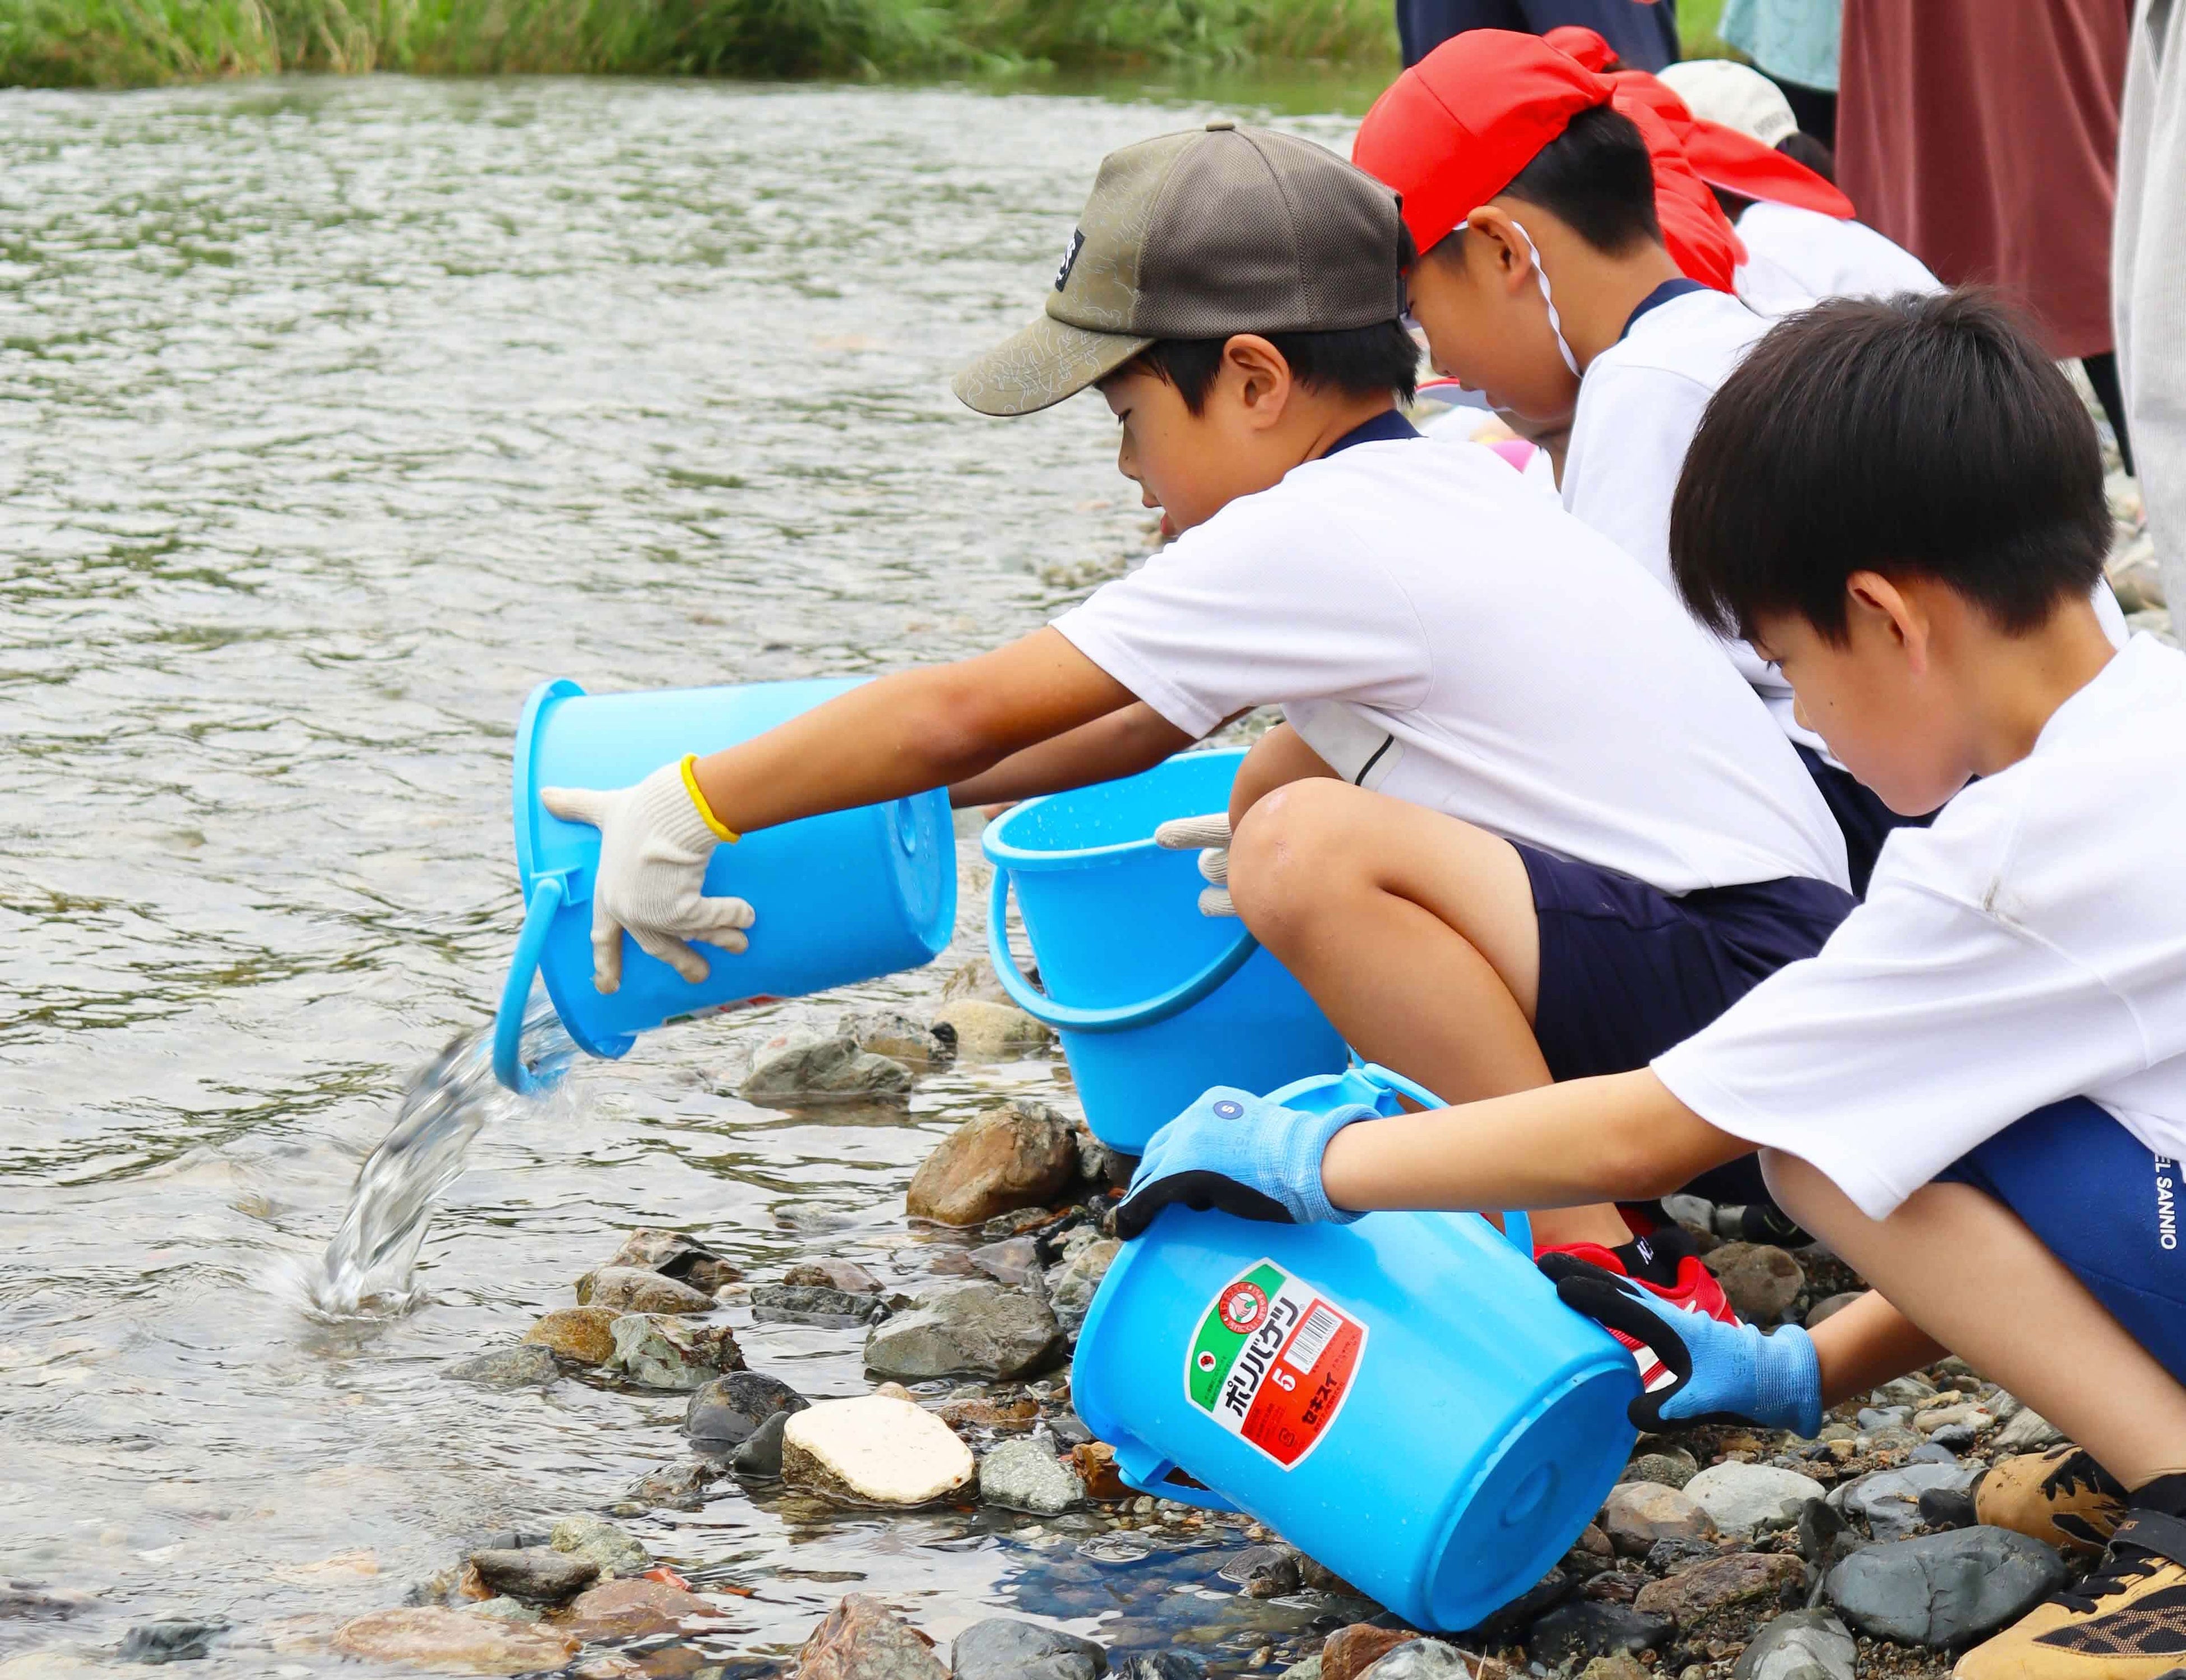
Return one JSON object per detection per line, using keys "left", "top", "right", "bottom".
{"left": 1540, "top": 1254, "right": 1824, "bottom": 1437}
{"left": 1113, "top": 1086, "right": 1376, "bottom": 1241}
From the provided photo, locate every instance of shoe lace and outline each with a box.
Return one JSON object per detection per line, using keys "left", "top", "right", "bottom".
{"left": 2053, "top": 1534, "right": 2167, "bottom": 1614}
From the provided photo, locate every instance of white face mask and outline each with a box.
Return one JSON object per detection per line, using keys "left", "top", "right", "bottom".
{"left": 1504, "top": 215, "right": 1582, "bottom": 378}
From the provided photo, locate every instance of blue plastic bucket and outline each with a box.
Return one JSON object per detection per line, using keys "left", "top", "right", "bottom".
{"left": 981, "top": 750, "right": 1348, "bottom": 1153}
{"left": 493, "top": 677, "right": 956, "bottom": 1092}
{"left": 1072, "top": 1064, "right": 1638, "bottom": 1631}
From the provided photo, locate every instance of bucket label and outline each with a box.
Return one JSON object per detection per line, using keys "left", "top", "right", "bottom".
{"left": 1185, "top": 1259, "right": 1366, "bottom": 1470}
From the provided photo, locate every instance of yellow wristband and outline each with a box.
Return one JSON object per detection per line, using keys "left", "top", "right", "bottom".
{"left": 678, "top": 755, "right": 739, "bottom": 843}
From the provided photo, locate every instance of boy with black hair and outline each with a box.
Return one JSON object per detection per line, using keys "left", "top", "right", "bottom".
{"left": 533, "top": 109, "right": 1848, "bottom": 1263}
{"left": 1117, "top": 291, "right": 2186, "bottom": 1680}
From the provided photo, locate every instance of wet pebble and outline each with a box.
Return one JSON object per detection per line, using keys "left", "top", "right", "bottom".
{"left": 606, "top": 1313, "right": 743, "bottom": 1389}
{"left": 841, "top": 1009, "right": 957, "bottom": 1069}
{"left": 331, "top": 1605, "right": 577, "bottom": 1673}
{"left": 905, "top": 1101, "right": 1079, "bottom": 1226}
{"left": 979, "top": 1438, "right": 1083, "bottom": 1515}
{"left": 1356, "top": 1641, "right": 1480, "bottom": 1678}
{"left": 445, "top": 1341, "right": 561, "bottom": 1390}
{"left": 1826, "top": 1525, "right": 2066, "bottom": 1645}
{"left": 548, "top": 1514, "right": 649, "bottom": 1579}
{"left": 522, "top": 1306, "right": 620, "bottom": 1366}
{"left": 620, "top": 1458, "right": 725, "bottom": 1511}
{"left": 796, "top": 1592, "right": 947, "bottom": 1679}
{"left": 950, "top": 1616, "right": 1104, "bottom": 1680}
{"left": 1045, "top": 1238, "right": 1120, "bottom": 1338}
{"left": 863, "top": 1280, "right": 1064, "bottom": 1381}
{"left": 686, "top": 1370, "right": 810, "bottom": 1445}
{"left": 749, "top": 1283, "right": 892, "bottom": 1328}
{"left": 562, "top": 1576, "right": 726, "bottom": 1641}
{"left": 597, "top": 1227, "right": 742, "bottom": 1292}
{"left": 1113, "top": 1655, "right": 1205, "bottom": 1679}
{"left": 930, "top": 997, "right": 1054, "bottom": 1061}
{"left": 729, "top": 1408, "right": 791, "bottom": 1478}
{"left": 465, "top": 1547, "right": 596, "bottom": 1604}
{"left": 115, "top": 1622, "right": 226, "bottom": 1665}
{"left": 785, "top": 1257, "right": 884, "bottom": 1295}
{"left": 968, "top": 1235, "right": 1046, "bottom": 1289}
{"left": 1219, "top": 1543, "right": 1303, "bottom": 1598}
{"left": 578, "top": 1266, "right": 716, "bottom": 1315}
{"left": 740, "top": 1027, "right": 914, "bottom": 1105}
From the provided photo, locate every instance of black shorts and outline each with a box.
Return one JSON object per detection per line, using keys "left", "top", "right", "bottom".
{"left": 1796, "top": 745, "right": 1935, "bottom": 899}
{"left": 1517, "top": 844, "right": 1856, "bottom": 1084}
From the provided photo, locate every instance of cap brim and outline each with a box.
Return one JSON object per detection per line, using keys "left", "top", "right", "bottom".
{"left": 952, "top": 313, "right": 1154, "bottom": 417}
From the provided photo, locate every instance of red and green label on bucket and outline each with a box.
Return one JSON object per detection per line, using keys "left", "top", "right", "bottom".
{"left": 1185, "top": 1260, "right": 1368, "bottom": 1469}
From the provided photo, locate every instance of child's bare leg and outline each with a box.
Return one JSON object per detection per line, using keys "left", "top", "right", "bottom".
{"left": 1229, "top": 778, "right": 1631, "bottom": 1248}
{"left": 1227, "top": 722, "right": 1337, "bottom": 827}
{"left": 1767, "top": 1149, "right": 2186, "bottom": 1486}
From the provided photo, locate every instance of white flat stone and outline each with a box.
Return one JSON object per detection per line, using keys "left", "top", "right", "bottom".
{"left": 782, "top": 1395, "right": 975, "bottom": 1506}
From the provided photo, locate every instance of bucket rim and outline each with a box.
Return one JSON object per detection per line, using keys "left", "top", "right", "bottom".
{"left": 981, "top": 746, "right": 1246, "bottom": 871}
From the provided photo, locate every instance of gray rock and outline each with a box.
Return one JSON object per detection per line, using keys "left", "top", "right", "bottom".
{"left": 1836, "top": 1462, "right": 1983, "bottom": 1539}
{"left": 1076, "top": 1129, "right": 1133, "bottom": 1189}
{"left": 1219, "top": 1544, "right": 1303, "bottom": 1599}
{"left": 740, "top": 1027, "right": 913, "bottom": 1105}
{"left": 578, "top": 1266, "right": 717, "bottom": 1315}
{"left": 466, "top": 1548, "right": 598, "bottom": 1604}
{"left": 467, "top": 1597, "right": 543, "bottom": 1626}
{"left": 1930, "top": 1424, "right": 1978, "bottom": 1451}
{"left": 1359, "top": 1641, "right": 1476, "bottom": 1678}
{"left": 446, "top": 1341, "right": 562, "bottom": 1390}
{"left": 596, "top": 1226, "right": 741, "bottom": 1292}
{"left": 1856, "top": 1406, "right": 1911, "bottom": 1432}
{"left": 1994, "top": 1404, "right": 2067, "bottom": 1453}
{"left": 606, "top": 1313, "right": 744, "bottom": 1389}
{"left": 1049, "top": 1411, "right": 1094, "bottom": 1449}
{"left": 749, "top": 1283, "right": 891, "bottom": 1328}
{"left": 1805, "top": 1292, "right": 1866, "bottom": 1328}
{"left": 1908, "top": 1442, "right": 1961, "bottom": 1464}
{"left": 1112, "top": 1656, "right": 1203, "bottom": 1680}
{"left": 969, "top": 1236, "right": 1046, "bottom": 1289}
{"left": 1826, "top": 1526, "right": 2067, "bottom": 1645}
{"left": 1730, "top": 1609, "right": 1856, "bottom": 1680}
{"left": 620, "top": 1459, "right": 725, "bottom": 1511}
{"left": 785, "top": 1258, "right": 884, "bottom": 1294}
{"left": 1620, "top": 1451, "right": 1698, "bottom": 1490}
{"left": 1600, "top": 1482, "right": 1717, "bottom": 1554}
{"left": 1878, "top": 1374, "right": 1939, "bottom": 1405}
{"left": 1279, "top": 1660, "right": 1323, "bottom": 1680}
{"left": 1704, "top": 1243, "right": 1805, "bottom": 1325}
{"left": 1684, "top": 1463, "right": 1827, "bottom": 1535}
{"left": 841, "top": 1009, "right": 956, "bottom": 1070}
{"left": 686, "top": 1370, "right": 809, "bottom": 1445}
{"left": 950, "top": 1617, "right": 1105, "bottom": 1680}
{"left": 979, "top": 1438, "right": 1083, "bottom": 1515}
{"left": 864, "top": 1282, "right": 1063, "bottom": 1381}
{"left": 1918, "top": 1484, "right": 1979, "bottom": 1530}
{"left": 117, "top": 1622, "right": 226, "bottom": 1664}
{"left": 728, "top": 1408, "right": 791, "bottom": 1479}
{"left": 1529, "top": 1600, "right": 1675, "bottom": 1667}
{"left": 1046, "top": 1239, "right": 1120, "bottom": 1338}
{"left": 548, "top": 1515, "right": 649, "bottom": 1579}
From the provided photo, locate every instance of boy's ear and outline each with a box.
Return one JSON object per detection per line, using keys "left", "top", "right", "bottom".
{"left": 1461, "top": 207, "right": 1537, "bottom": 297}
{"left": 1846, "top": 570, "right": 1931, "bottom": 674}
{"left": 1218, "top": 334, "right": 1295, "bottom": 429}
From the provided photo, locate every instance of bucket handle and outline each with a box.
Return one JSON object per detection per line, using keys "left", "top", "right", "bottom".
{"left": 493, "top": 873, "right": 571, "bottom": 1094}
{"left": 1111, "top": 1438, "right": 1239, "bottom": 1514}
{"left": 1353, "top": 1062, "right": 1534, "bottom": 1255}
{"left": 985, "top": 865, "right": 1259, "bottom": 1034}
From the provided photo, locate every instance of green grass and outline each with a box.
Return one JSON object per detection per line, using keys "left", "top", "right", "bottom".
{"left": 0, "top": 0, "right": 1402, "bottom": 85}
{"left": 1679, "top": 0, "right": 1735, "bottom": 59}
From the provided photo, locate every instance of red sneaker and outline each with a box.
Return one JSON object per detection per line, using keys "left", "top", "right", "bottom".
{"left": 1536, "top": 1229, "right": 1739, "bottom": 1392}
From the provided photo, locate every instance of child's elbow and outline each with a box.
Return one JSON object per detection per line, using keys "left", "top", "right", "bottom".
{"left": 913, "top": 671, "right": 1019, "bottom": 780}
{"left": 1595, "top": 1109, "right": 1700, "bottom": 1203}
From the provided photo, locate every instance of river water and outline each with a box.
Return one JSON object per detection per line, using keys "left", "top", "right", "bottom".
{"left": 0, "top": 72, "right": 1383, "bottom": 1675}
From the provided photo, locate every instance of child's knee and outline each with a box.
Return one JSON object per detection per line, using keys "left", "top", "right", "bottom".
{"left": 1229, "top": 778, "right": 1367, "bottom": 929}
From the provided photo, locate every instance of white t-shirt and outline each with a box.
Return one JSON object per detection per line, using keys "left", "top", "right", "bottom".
{"left": 1732, "top": 201, "right": 1943, "bottom": 319}
{"left": 1050, "top": 431, "right": 1850, "bottom": 895}
{"left": 1655, "top": 634, "right": 2186, "bottom": 1219}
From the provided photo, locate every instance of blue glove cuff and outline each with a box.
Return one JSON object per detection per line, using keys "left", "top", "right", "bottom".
{"left": 1751, "top": 1322, "right": 1824, "bottom": 1438}
{"left": 1272, "top": 1100, "right": 1378, "bottom": 1226}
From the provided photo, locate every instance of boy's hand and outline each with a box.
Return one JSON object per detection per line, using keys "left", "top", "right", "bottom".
{"left": 540, "top": 763, "right": 755, "bottom": 993}
{"left": 1542, "top": 1255, "right": 1823, "bottom": 1437}
{"left": 1153, "top": 813, "right": 1234, "bottom": 917}
{"left": 1113, "top": 1087, "right": 1374, "bottom": 1240}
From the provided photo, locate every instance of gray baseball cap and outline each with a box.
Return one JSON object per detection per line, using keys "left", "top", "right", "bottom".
{"left": 953, "top": 119, "right": 1409, "bottom": 417}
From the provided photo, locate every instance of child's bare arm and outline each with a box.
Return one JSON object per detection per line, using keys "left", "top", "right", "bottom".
{"left": 692, "top": 627, "right": 1137, "bottom": 836}
{"left": 1319, "top": 1067, "right": 1748, "bottom": 1212}
{"left": 948, "top": 701, "right": 1192, "bottom": 808}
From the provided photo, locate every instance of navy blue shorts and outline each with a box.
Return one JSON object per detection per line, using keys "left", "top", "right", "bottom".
{"left": 1937, "top": 1098, "right": 2186, "bottom": 1387}
{"left": 1795, "top": 745, "right": 1935, "bottom": 899}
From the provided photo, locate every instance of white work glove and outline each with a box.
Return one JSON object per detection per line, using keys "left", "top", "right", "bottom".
{"left": 539, "top": 760, "right": 755, "bottom": 993}
{"left": 1154, "top": 812, "right": 1234, "bottom": 917}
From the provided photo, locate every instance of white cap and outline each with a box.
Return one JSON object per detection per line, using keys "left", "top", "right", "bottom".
{"left": 1658, "top": 59, "right": 1800, "bottom": 150}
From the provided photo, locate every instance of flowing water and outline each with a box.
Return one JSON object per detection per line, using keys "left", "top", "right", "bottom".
{"left": 0, "top": 71, "right": 1384, "bottom": 1674}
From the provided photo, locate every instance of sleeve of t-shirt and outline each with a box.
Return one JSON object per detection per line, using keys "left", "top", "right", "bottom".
{"left": 1652, "top": 870, "right": 2152, "bottom": 1221}
{"left": 1045, "top": 494, "right": 1435, "bottom": 737}
{"left": 1563, "top": 365, "right": 1785, "bottom": 697}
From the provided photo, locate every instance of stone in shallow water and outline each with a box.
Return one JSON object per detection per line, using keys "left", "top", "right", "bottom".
{"left": 560, "top": 1577, "right": 724, "bottom": 1641}
{"left": 1683, "top": 1462, "right": 1827, "bottom": 1535}
{"left": 577, "top": 1266, "right": 715, "bottom": 1315}
{"left": 930, "top": 997, "right": 1054, "bottom": 1061}
{"left": 1356, "top": 1642, "right": 1480, "bottom": 1679}
{"left": 446, "top": 1341, "right": 560, "bottom": 1390}
{"left": 522, "top": 1306, "right": 619, "bottom": 1366}
{"left": 596, "top": 1226, "right": 741, "bottom": 1291}
{"left": 686, "top": 1370, "right": 809, "bottom": 1445}
{"left": 464, "top": 1547, "right": 596, "bottom": 1604}
{"left": 605, "top": 1313, "right": 743, "bottom": 1389}
{"left": 1047, "top": 1239, "right": 1120, "bottom": 1338}
{"left": 950, "top": 1617, "right": 1105, "bottom": 1680}
{"left": 968, "top": 1235, "right": 1045, "bottom": 1289}
{"left": 796, "top": 1592, "right": 947, "bottom": 1680}
{"left": 1826, "top": 1525, "right": 2067, "bottom": 1645}
{"left": 1113, "top": 1656, "right": 1206, "bottom": 1679}
{"left": 115, "top": 1622, "right": 225, "bottom": 1665}
{"left": 620, "top": 1458, "right": 725, "bottom": 1511}
{"left": 729, "top": 1408, "right": 790, "bottom": 1478}
{"left": 547, "top": 1515, "right": 648, "bottom": 1579}
{"left": 979, "top": 1437, "right": 1083, "bottom": 1514}
{"left": 841, "top": 1009, "right": 957, "bottom": 1069}
{"left": 1219, "top": 1544, "right": 1303, "bottom": 1599}
{"left": 864, "top": 1281, "right": 1063, "bottom": 1381}
{"left": 1321, "top": 1626, "right": 1419, "bottom": 1680}
{"left": 905, "top": 1101, "right": 1078, "bottom": 1226}
{"left": 782, "top": 1395, "right": 976, "bottom": 1506}
{"left": 331, "top": 1607, "right": 578, "bottom": 1674}
{"left": 785, "top": 1258, "right": 883, "bottom": 1294}
{"left": 741, "top": 1027, "right": 913, "bottom": 1105}
{"left": 749, "top": 1283, "right": 892, "bottom": 1328}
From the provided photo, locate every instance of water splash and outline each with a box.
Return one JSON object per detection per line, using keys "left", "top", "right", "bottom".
{"left": 307, "top": 996, "right": 576, "bottom": 1317}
